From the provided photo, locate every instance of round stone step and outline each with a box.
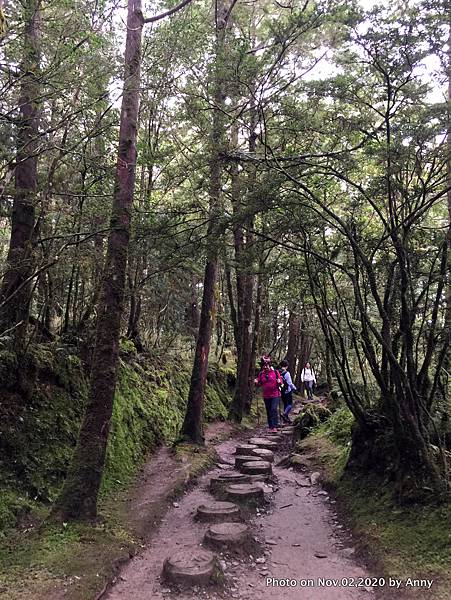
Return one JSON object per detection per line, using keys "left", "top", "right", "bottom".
{"left": 196, "top": 501, "right": 241, "bottom": 523}
{"left": 240, "top": 460, "right": 272, "bottom": 475}
{"left": 249, "top": 448, "right": 274, "bottom": 462}
{"left": 234, "top": 454, "right": 261, "bottom": 469}
{"left": 235, "top": 443, "right": 258, "bottom": 455}
{"left": 162, "top": 549, "right": 219, "bottom": 586}
{"left": 247, "top": 473, "right": 269, "bottom": 483}
{"left": 281, "top": 427, "right": 296, "bottom": 434}
{"left": 209, "top": 472, "right": 250, "bottom": 494}
{"left": 225, "top": 483, "right": 265, "bottom": 505}
{"left": 248, "top": 437, "right": 278, "bottom": 450}
{"left": 204, "top": 522, "right": 250, "bottom": 550}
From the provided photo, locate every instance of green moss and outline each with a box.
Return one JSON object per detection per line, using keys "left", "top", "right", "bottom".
{"left": 0, "top": 345, "right": 88, "bottom": 502}
{"left": 204, "top": 385, "right": 228, "bottom": 421}
{"left": 0, "top": 346, "right": 235, "bottom": 599}
{"left": 337, "top": 475, "right": 451, "bottom": 579}
{"left": 0, "top": 346, "right": 234, "bottom": 524}
{"left": 316, "top": 406, "right": 354, "bottom": 446}
{"left": 0, "top": 513, "right": 136, "bottom": 600}
{"left": 102, "top": 360, "right": 233, "bottom": 493}
{"left": 0, "top": 491, "right": 35, "bottom": 531}
{"left": 297, "top": 428, "right": 451, "bottom": 599}
{"left": 119, "top": 337, "right": 138, "bottom": 355}
{"left": 293, "top": 403, "right": 331, "bottom": 439}
{"left": 0, "top": 350, "right": 18, "bottom": 388}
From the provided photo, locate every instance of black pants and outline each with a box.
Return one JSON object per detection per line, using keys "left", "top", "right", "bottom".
{"left": 281, "top": 391, "right": 293, "bottom": 417}
{"left": 305, "top": 380, "right": 314, "bottom": 399}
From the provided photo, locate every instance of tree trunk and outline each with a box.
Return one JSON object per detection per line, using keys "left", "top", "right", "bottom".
{"left": 443, "top": 29, "right": 451, "bottom": 391}
{"left": 225, "top": 262, "right": 240, "bottom": 352}
{"left": 295, "top": 325, "right": 312, "bottom": 390}
{"left": 347, "top": 404, "right": 443, "bottom": 503}
{"left": 229, "top": 277, "right": 253, "bottom": 421}
{"left": 285, "top": 311, "right": 300, "bottom": 374}
{"left": 185, "top": 274, "right": 200, "bottom": 338}
{"left": 248, "top": 269, "right": 263, "bottom": 404}
{"left": 229, "top": 88, "right": 257, "bottom": 420}
{"left": 51, "top": 0, "right": 143, "bottom": 521}
{"left": 0, "top": 0, "right": 41, "bottom": 348}
{"left": 181, "top": 0, "right": 231, "bottom": 443}
{"left": 325, "top": 344, "right": 333, "bottom": 390}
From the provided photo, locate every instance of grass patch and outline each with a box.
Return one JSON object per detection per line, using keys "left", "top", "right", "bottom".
{"left": 0, "top": 496, "right": 137, "bottom": 600}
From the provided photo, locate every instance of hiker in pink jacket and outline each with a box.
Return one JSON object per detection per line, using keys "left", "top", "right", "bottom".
{"left": 254, "top": 355, "right": 283, "bottom": 432}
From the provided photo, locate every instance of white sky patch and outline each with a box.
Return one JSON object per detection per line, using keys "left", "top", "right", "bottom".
{"left": 110, "top": 0, "right": 446, "bottom": 107}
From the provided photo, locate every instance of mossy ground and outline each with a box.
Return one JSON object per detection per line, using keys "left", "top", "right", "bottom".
{"left": 0, "top": 343, "right": 234, "bottom": 599}
{"left": 297, "top": 407, "right": 451, "bottom": 599}
{"left": 0, "top": 444, "right": 218, "bottom": 600}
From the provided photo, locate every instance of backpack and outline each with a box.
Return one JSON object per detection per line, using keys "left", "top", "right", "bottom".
{"left": 281, "top": 371, "right": 289, "bottom": 394}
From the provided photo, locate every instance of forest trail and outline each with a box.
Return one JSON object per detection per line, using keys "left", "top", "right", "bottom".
{"left": 122, "top": 422, "right": 233, "bottom": 538}
{"left": 105, "top": 410, "right": 375, "bottom": 600}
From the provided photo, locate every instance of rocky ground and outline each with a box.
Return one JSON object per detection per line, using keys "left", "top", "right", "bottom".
{"left": 104, "top": 406, "right": 376, "bottom": 600}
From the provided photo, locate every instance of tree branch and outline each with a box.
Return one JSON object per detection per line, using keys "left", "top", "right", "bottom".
{"left": 142, "top": 0, "right": 193, "bottom": 24}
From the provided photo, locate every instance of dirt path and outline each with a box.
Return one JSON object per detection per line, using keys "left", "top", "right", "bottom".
{"left": 123, "top": 422, "right": 232, "bottom": 538}
{"left": 105, "top": 417, "right": 376, "bottom": 600}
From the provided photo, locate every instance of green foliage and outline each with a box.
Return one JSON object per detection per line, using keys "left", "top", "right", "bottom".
{"left": 294, "top": 403, "right": 331, "bottom": 439}
{"left": 0, "top": 344, "right": 88, "bottom": 502}
{"left": 339, "top": 475, "right": 451, "bottom": 578}
{"left": 0, "top": 491, "right": 36, "bottom": 532}
{"left": 316, "top": 405, "right": 354, "bottom": 447}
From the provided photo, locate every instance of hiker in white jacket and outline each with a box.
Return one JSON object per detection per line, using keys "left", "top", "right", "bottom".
{"left": 301, "top": 361, "right": 316, "bottom": 400}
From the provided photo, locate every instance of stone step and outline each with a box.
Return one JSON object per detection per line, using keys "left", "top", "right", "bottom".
{"left": 225, "top": 483, "right": 265, "bottom": 505}
{"left": 234, "top": 454, "right": 261, "bottom": 469}
{"left": 196, "top": 501, "right": 241, "bottom": 523}
{"left": 281, "top": 427, "right": 296, "bottom": 434}
{"left": 209, "top": 472, "right": 251, "bottom": 494}
{"left": 249, "top": 447, "right": 274, "bottom": 462}
{"left": 162, "top": 549, "right": 219, "bottom": 586}
{"left": 248, "top": 437, "right": 278, "bottom": 450}
{"left": 204, "top": 522, "right": 250, "bottom": 550}
{"left": 235, "top": 443, "right": 259, "bottom": 455}
{"left": 240, "top": 460, "right": 272, "bottom": 475}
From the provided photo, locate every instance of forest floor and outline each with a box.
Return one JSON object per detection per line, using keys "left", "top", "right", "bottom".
{"left": 2, "top": 405, "right": 447, "bottom": 600}
{"left": 0, "top": 423, "right": 236, "bottom": 600}
{"left": 103, "top": 405, "right": 405, "bottom": 600}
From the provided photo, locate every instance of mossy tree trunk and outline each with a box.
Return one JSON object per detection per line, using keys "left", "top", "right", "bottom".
{"left": 443, "top": 29, "right": 451, "bottom": 399}
{"left": 0, "top": 0, "right": 41, "bottom": 349}
{"left": 229, "top": 88, "right": 257, "bottom": 421}
{"left": 51, "top": 0, "right": 143, "bottom": 521}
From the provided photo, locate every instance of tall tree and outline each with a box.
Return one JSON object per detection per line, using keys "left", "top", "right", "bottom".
{"left": 181, "top": 0, "right": 236, "bottom": 442}
{"left": 51, "top": 0, "right": 194, "bottom": 520}
{"left": 285, "top": 311, "right": 300, "bottom": 374}
{"left": 0, "top": 0, "right": 41, "bottom": 348}
{"left": 51, "top": 0, "right": 144, "bottom": 521}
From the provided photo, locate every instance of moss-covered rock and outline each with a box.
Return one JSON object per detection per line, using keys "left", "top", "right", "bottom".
{"left": 294, "top": 403, "right": 331, "bottom": 440}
